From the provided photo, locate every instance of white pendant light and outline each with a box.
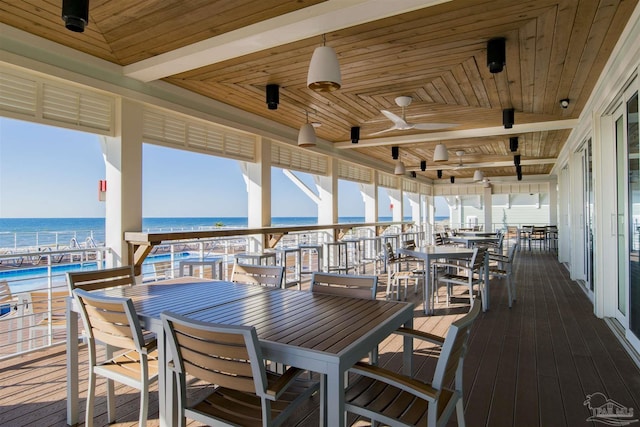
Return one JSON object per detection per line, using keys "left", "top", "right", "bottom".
{"left": 394, "top": 160, "right": 406, "bottom": 175}
{"left": 473, "top": 170, "right": 484, "bottom": 182}
{"left": 433, "top": 143, "right": 449, "bottom": 162}
{"left": 298, "top": 111, "right": 316, "bottom": 147}
{"left": 307, "top": 35, "right": 341, "bottom": 92}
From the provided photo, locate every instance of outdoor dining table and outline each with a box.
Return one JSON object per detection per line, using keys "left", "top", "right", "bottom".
{"left": 444, "top": 234, "right": 501, "bottom": 248}
{"left": 66, "top": 277, "right": 414, "bottom": 427}
{"left": 398, "top": 245, "right": 490, "bottom": 314}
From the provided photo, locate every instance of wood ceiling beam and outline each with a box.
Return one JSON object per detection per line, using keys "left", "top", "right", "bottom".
{"left": 123, "top": 0, "right": 451, "bottom": 82}
{"left": 334, "top": 118, "right": 579, "bottom": 148}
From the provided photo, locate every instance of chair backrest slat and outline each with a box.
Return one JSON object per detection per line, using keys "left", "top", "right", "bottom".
{"left": 162, "top": 312, "right": 267, "bottom": 396}
{"left": 67, "top": 265, "right": 135, "bottom": 294}
{"left": 231, "top": 263, "right": 284, "bottom": 288}
{"left": 310, "top": 272, "right": 378, "bottom": 300}
{"left": 28, "top": 291, "right": 67, "bottom": 316}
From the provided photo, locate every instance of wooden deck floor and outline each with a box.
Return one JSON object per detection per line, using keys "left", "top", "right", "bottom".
{"left": 1, "top": 251, "right": 639, "bottom": 426}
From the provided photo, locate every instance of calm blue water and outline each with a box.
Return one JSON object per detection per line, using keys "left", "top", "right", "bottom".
{"left": 0, "top": 216, "right": 446, "bottom": 249}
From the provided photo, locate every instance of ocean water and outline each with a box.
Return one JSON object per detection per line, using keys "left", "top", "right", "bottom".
{"left": 0, "top": 216, "right": 448, "bottom": 249}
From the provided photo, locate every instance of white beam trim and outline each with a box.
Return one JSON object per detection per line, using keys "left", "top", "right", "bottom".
{"left": 282, "top": 169, "right": 321, "bottom": 204}
{"left": 335, "top": 119, "right": 579, "bottom": 148}
{"left": 123, "top": 0, "right": 450, "bottom": 82}
{"left": 425, "top": 158, "right": 557, "bottom": 170}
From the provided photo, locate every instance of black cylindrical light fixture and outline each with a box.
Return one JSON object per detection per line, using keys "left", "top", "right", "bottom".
{"left": 62, "top": 0, "right": 90, "bottom": 32}
{"left": 509, "top": 136, "right": 519, "bottom": 152}
{"left": 516, "top": 165, "right": 523, "bottom": 181}
{"left": 487, "top": 37, "right": 506, "bottom": 73}
{"left": 392, "top": 146, "right": 399, "bottom": 160}
{"left": 514, "top": 154, "right": 521, "bottom": 166}
{"left": 437, "top": 170, "right": 443, "bottom": 179}
{"left": 503, "top": 108, "right": 515, "bottom": 129}
{"left": 450, "top": 176, "right": 455, "bottom": 184}
{"left": 420, "top": 160, "right": 427, "bottom": 171}
{"left": 266, "top": 84, "right": 279, "bottom": 110}
{"left": 410, "top": 171, "right": 417, "bottom": 178}
{"left": 350, "top": 126, "right": 360, "bottom": 144}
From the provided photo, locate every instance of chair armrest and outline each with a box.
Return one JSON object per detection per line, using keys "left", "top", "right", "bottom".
{"left": 266, "top": 366, "right": 305, "bottom": 399}
{"left": 394, "top": 327, "right": 445, "bottom": 345}
{"left": 432, "top": 262, "right": 470, "bottom": 272}
{"left": 349, "top": 361, "right": 438, "bottom": 402}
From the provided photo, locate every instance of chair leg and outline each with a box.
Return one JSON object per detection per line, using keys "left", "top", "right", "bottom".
{"left": 85, "top": 368, "right": 96, "bottom": 427}
{"left": 456, "top": 398, "right": 466, "bottom": 427}
{"left": 105, "top": 345, "right": 116, "bottom": 423}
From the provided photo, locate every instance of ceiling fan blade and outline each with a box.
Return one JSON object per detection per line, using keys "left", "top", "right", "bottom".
{"left": 412, "top": 123, "right": 459, "bottom": 130}
{"left": 368, "top": 127, "right": 398, "bottom": 136}
{"left": 381, "top": 110, "right": 409, "bottom": 127}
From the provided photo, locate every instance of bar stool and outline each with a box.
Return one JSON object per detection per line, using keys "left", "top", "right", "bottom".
{"left": 358, "top": 236, "right": 383, "bottom": 274}
{"left": 274, "top": 247, "right": 301, "bottom": 289}
{"left": 342, "top": 238, "right": 362, "bottom": 274}
{"left": 234, "top": 252, "right": 277, "bottom": 266}
{"left": 179, "top": 256, "right": 225, "bottom": 280}
{"left": 299, "top": 244, "right": 323, "bottom": 276}
{"left": 324, "top": 241, "right": 349, "bottom": 274}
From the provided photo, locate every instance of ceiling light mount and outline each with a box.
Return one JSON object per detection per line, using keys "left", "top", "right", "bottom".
{"left": 307, "top": 34, "right": 341, "bottom": 92}
{"left": 487, "top": 37, "right": 506, "bottom": 73}
{"left": 350, "top": 126, "right": 360, "bottom": 144}
{"left": 559, "top": 98, "right": 570, "bottom": 109}
{"left": 503, "top": 108, "right": 515, "bottom": 129}
{"left": 392, "top": 146, "right": 399, "bottom": 160}
{"left": 266, "top": 84, "right": 279, "bottom": 110}
{"left": 509, "top": 136, "right": 519, "bottom": 152}
{"left": 62, "top": 0, "right": 89, "bottom": 32}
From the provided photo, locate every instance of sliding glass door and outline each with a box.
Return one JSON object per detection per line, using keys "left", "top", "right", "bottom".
{"left": 615, "top": 88, "right": 640, "bottom": 344}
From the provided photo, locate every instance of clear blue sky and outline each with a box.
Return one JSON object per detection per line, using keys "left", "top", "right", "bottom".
{"left": 0, "top": 118, "right": 447, "bottom": 218}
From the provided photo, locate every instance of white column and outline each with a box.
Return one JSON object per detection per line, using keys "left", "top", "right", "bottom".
{"left": 102, "top": 98, "right": 143, "bottom": 268}
{"left": 316, "top": 157, "right": 338, "bottom": 226}
{"left": 408, "top": 192, "right": 421, "bottom": 224}
{"left": 387, "top": 187, "right": 402, "bottom": 222}
{"left": 241, "top": 136, "right": 271, "bottom": 251}
{"left": 483, "top": 185, "right": 493, "bottom": 231}
{"left": 359, "top": 177, "right": 378, "bottom": 223}
{"left": 549, "top": 177, "right": 558, "bottom": 226}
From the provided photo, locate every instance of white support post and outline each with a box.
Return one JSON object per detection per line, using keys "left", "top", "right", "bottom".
{"left": 387, "top": 187, "right": 402, "bottom": 222}
{"left": 549, "top": 178, "right": 558, "bottom": 225}
{"left": 359, "top": 176, "right": 378, "bottom": 223}
{"left": 483, "top": 185, "right": 493, "bottom": 231}
{"left": 316, "top": 157, "right": 338, "bottom": 226}
{"left": 101, "top": 98, "right": 143, "bottom": 267}
{"left": 240, "top": 136, "right": 271, "bottom": 252}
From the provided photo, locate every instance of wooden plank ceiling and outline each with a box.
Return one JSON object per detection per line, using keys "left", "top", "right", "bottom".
{"left": 1, "top": 0, "right": 636, "bottom": 180}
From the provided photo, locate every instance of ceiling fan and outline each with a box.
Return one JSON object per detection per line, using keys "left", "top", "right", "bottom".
{"left": 370, "top": 96, "right": 458, "bottom": 136}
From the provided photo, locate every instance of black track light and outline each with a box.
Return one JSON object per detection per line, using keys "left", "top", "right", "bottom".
{"left": 503, "top": 108, "right": 515, "bottom": 129}
{"left": 516, "top": 166, "right": 523, "bottom": 181}
{"left": 350, "top": 126, "right": 360, "bottom": 144}
{"left": 514, "top": 154, "right": 521, "bottom": 166}
{"left": 266, "top": 84, "right": 279, "bottom": 110}
{"left": 437, "top": 170, "right": 443, "bottom": 179}
{"left": 487, "top": 37, "right": 506, "bottom": 73}
{"left": 410, "top": 171, "right": 417, "bottom": 178}
{"left": 509, "top": 136, "right": 519, "bottom": 152}
{"left": 392, "top": 146, "right": 399, "bottom": 160}
{"left": 450, "top": 176, "right": 455, "bottom": 184}
{"left": 62, "top": 0, "right": 89, "bottom": 32}
{"left": 420, "top": 160, "right": 426, "bottom": 171}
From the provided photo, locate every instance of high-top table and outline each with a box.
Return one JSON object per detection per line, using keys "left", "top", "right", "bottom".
{"left": 66, "top": 277, "right": 414, "bottom": 427}
{"left": 398, "top": 245, "right": 479, "bottom": 314}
